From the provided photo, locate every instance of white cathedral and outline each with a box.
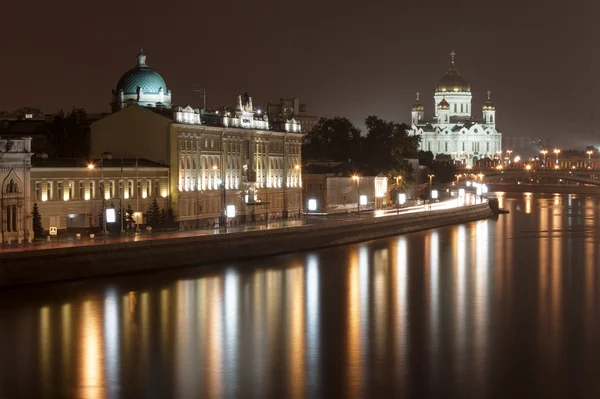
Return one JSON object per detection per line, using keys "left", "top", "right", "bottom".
{"left": 409, "top": 51, "right": 502, "bottom": 166}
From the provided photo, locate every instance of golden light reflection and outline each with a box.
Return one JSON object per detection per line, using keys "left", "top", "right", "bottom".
{"left": 61, "top": 303, "right": 72, "bottom": 387}
{"left": 79, "top": 300, "right": 105, "bottom": 399}
{"left": 373, "top": 248, "right": 389, "bottom": 365}
{"left": 207, "top": 277, "right": 223, "bottom": 398}
{"left": 347, "top": 246, "right": 363, "bottom": 397}
{"left": 286, "top": 266, "right": 305, "bottom": 399}
{"left": 39, "top": 306, "right": 51, "bottom": 394}
{"left": 524, "top": 193, "right": 532, "bottom": 214}
{"left": 585, "top": 199, "right": 595, "bottom": 329}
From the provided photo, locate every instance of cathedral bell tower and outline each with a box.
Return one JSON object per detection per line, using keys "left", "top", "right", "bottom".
{"left": 482, "top": 90, "right": 496, "bottom": 125}
{"left": 411, "top": 92, "right": 424, "bottom": 125}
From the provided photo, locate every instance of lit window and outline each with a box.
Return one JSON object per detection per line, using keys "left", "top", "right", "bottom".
{"left": 57, "top": 182, "right": 63, "bottom": 200}
{"left": 35, "top": 182, "right": 41, "bottom": 201}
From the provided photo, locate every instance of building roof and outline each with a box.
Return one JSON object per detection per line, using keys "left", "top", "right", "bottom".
{"left": 116, "top": 50, "right": 168, "bottom": 95}
{"left": 435, "top": 51, "right": 470, "bottom": 93}
{"left": 32, "top": 157, "right": 167, "bottom": 168}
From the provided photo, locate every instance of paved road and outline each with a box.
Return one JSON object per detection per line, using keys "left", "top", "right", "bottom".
{"left": 0, "top": 197, "right": 484, "bottom": 254}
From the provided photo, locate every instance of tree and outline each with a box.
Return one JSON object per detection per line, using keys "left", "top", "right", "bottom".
{"left": 47, "top": 108, "right": 90, "bottom": 158}
{"left": 302, "top": 117, "right": 362, "bottom": 161}
{"left": 363, "top": 116, "right": 420, "bottom": 176}
{"left": 147, "top": 197, "right": 161, "bottom": 227}
{"left": 32, "top": 203, "right": 44, "bottom": 238}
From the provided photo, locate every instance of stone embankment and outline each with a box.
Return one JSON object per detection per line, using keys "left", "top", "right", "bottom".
{"left": 0, "top": 202, "right": 495, "bottom": 287}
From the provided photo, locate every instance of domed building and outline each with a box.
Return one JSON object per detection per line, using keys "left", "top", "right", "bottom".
{"left": 111, "top": 50, "right": 172, "bottom": 112}
{"left": 408, "top": 51, "right": 502, "bottom": 166}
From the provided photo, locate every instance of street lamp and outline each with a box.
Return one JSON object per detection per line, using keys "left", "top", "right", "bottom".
{"left": 88, "top": 161, "right": 107, "bottom": 244}
{"left": 540, "top": 149, "right": 547, "bottom": 163}
{"left": 506, "top": 150, "right": 513, "bottom": 166}
{"left": 553, "top": 148, "right": 560, "bottom": 165}
{"left": 428, "top": 174, "right": 435, "bottom": 204}
{"left": 213, "top": 165, "right": 227, "bottom": 232}
{"left": 587, "top": 150, "right": 593, "bottom": 168}
{"left": 352, "top": 175, "right": 360, "bottom": 219}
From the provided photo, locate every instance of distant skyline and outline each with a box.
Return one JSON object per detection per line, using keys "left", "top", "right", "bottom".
{"left": 1, "top": 0, "right": 598, "bottom": 147}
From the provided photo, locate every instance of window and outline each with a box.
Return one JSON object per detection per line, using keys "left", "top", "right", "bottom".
{"left": 137, "top": 181, "right": 141, "bottom": 198}
{"left": 46, "top": 182, "right": 52, "bottom": 200}
{"left": 245, "top": 140, "right": 250, "bottom": 159}
{"left": 35, "top": 182, "right": 41, "bottom": 201}
{"left": 109, "top": 181, "right": 114, "bottom": 198}
{"left": 486, "top": 142, "right": 490, "bottom": 152}
{"left": 68, "top": 182, "right": 73, "bottom": 200}
{"left": 99, "top": 182, "right": 104, "bottom": 199}
{"left": 79, "top": 182, "right": 84, "bottom": 199}
{"left": 210, "top": 139, "right": 214, "bottom": 148}
{"left": 462, "top": 142, "right": 465, "bottom": 152}
{"left": 57, "top": 182, "right": 63, "bottom": 200}
{"left": 146, "top": 180, "right": 151, "bottom": 197}
{"left": 154, "top": 180, "right": 160, "bottom": 196}
{"left": 460, "top": 104, "right": 464, "bottom": 113}
{"left": 119, "top": 181, "right": 123, "bottom": 198}
{"left": 88, "top": 182, "right": 94, "bottom": 199}
{"left": 128, "top": 181, "right": 133, "bottom": 198}
{"left": 445, "top": 142, "right": 448, "bottom": 152}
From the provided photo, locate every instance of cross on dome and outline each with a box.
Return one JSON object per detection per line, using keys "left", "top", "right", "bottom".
{"left": 487, "top": 90, "right": 491, "bottom": 100}
{"left": 416, "top": 91, "right": 420, "bottom": 101}
{"left": 450, "top": 50, "right": 456, "bottom": 65}
{"left": 137, "top": 49, "right": 147, "bottom": 66}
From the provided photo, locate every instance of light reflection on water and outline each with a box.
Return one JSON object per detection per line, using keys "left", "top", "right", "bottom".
{"left": 3, "top": 193, "right": 600, "bottom": 398}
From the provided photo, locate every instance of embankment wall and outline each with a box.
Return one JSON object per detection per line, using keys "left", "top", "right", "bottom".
{"left": 0, "top": 202, "right": 494, "bottom": 287}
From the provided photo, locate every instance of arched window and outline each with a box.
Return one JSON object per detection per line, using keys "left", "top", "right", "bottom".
{"left": 6, "top": 179, "right": 16, "bottom": 193}
{"left": 490, "top": 115, "right": 494, "bottom": 123}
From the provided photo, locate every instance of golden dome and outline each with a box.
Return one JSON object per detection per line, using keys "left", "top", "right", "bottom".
{"left": 412, "top": 91, "right": 424, "bottom": 112}
{"left": 482, "top": 90, "right": 495, "bottom": 110}
{"left": 435, "top": 50, "right": 471, "bottom": 93}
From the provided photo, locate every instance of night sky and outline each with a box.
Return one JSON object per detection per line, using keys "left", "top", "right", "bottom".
{"left": 1, "top": 0, "right": 598, "bottom": 147}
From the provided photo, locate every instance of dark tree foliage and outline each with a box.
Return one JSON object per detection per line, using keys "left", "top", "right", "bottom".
{"left": 146, "top": 197, "right": 162, "bottom": 227}
{"left": 302, "top": 117, "right": 362, "bottom": 162}
{"left": 32, "top": 202, "right": 44, "bottom": 238}
{"left": 363, "top": 116, "right": 420, "bottom": 178}
{"left": 47, "top": 108, "right": 90, "bottom": 158}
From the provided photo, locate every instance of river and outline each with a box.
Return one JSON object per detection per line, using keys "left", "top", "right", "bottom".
{"left": 1, "top": 192, "right": 600, "bottom": 398}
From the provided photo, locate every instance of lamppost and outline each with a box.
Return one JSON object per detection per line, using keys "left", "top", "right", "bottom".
{"left": 428, "top": 174, "right": 434, "bottom": 203}
{"left": 506, "top": 150, "right": 513, "bottom": 166}
{"left": 213, "top": 165, "right": 227, "bottom": 232}
{"left": 553, "top": 148, "right": 561, "bottom": 166}
{"left": 352, "top": 175, "right": 360, "bottom": 219}
{"left": 540, "top": 150, "right": 547, "bottom": 167}
{"left": 395, "top": 175, "right": 403, "bottom": 215}
{"left": 587, "top": 150, "right": 593, "bottom": 168}
{"left": 88, "top": 161, "right": 107, "bottom": 244}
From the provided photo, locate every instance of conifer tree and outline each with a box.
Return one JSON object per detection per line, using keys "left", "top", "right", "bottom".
{"left": 32, "top": 202, "right": 44, "bottom": 238}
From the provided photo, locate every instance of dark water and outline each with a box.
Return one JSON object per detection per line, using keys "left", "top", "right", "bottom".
{"left": 2, "top": 193, "right": 600, "bottom": 398}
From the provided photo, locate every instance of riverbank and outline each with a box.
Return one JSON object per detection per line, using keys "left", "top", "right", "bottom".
{"left": 0, "top": 201, "right": 494, "bottom": 287}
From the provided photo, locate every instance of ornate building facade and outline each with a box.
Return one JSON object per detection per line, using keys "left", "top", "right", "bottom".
{"left": 0, "top": 138, "right": 33, "bottom": 243}
{"left": 92, "top": 50, "right": 304, "bottom": 229}
{"left": 408, "top": 51, "right": 502, "bottom": 166}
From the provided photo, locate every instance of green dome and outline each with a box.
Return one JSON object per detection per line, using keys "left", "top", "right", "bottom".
{"left": 116, "top": 50, "right": 168, "bottom": 94}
